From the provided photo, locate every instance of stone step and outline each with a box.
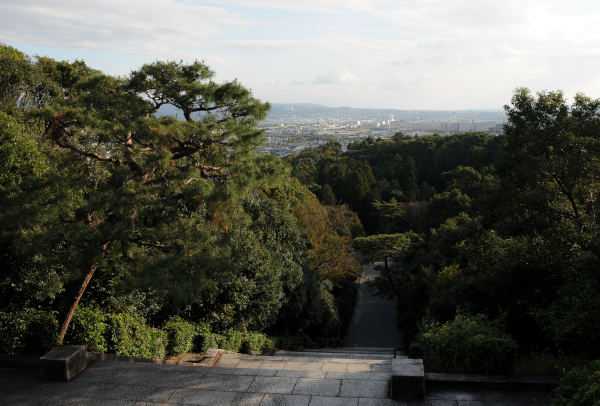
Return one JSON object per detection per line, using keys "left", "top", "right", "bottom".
{"left": 214, "top": 354, "right": 393, "bottom": 373}
{"left": 311, "top": 347, "right": 396, "bottom": 353}
{"left": 269, "top": 353, "right": 394, "bottom": 361}
{"left": 274, "top": 351, "right": 394, "bottom": 360}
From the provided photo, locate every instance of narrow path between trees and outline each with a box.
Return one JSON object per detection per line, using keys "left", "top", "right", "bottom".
{"left": 346, "top": 260, "right": 403, "bottom": 348}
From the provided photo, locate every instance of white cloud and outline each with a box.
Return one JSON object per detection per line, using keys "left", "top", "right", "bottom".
{"left": 312, "top": 68, "right": 362, "bottom": 85}
{"left": 492, "top": 45, "right": 527, "bottom": 59}
{"left": 0, "top": 0, "right": 252, "bottom": 57}
{"left": 204, "top": 0, "right": 379, "bottom": 13}
{"left": 390, "top": 57, "right": 416, "bottom": 66}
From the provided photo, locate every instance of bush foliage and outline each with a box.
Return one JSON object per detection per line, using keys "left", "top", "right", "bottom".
{"left": 65, "top": 307, "right": 108, "bottom": 353}
{"left": 0, "top": 309, "right": 59, "bottom": 355}
{"left": 163, "top": 316, "right": 198, "bottom": 356}
{"left": 415, "top": 314, "right": 518, "bottom": 374}
{"left": 554, "top": 360, "right": 600, "bottom": 406}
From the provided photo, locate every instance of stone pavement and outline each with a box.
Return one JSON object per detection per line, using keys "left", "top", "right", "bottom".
{"left": 0, "top": 360, "right": 552, "bottom": 405}
{"left": 346, "top": 261, "right": 403, "bottom": 348}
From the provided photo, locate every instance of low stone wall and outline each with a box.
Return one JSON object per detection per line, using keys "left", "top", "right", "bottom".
{"left": 426, "top": 372, "right": 561, "bottom": 392}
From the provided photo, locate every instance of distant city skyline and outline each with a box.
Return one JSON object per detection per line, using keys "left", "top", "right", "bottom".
{"left": 2, "top": 0, "right": 599, "bottom": 109}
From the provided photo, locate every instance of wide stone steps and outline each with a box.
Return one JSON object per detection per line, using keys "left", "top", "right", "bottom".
{"left": 214, "top": 353, "right": 393, "bottom": 374}
{"left": 309, "top": 347, "right": 396, "bottom": 353}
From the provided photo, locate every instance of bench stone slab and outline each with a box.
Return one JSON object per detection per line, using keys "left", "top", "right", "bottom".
{"left": 40, "top": 345, "right": 87, "bottom": 381}
{"left": 391, "top": 358, "right": 425, "bottom": 400}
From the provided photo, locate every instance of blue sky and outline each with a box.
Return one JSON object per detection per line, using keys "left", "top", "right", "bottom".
{"left": 2, "top": 0, "right": 600, "bottom": 109}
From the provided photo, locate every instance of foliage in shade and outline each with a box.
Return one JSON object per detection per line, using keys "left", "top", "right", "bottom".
{"left": 64, "top": 307, "right": 108, "bottom": 353}
{"left": 0, "top": 309, "right": 59, "bottom": 355}
{"left": 414, "top": 314, "right": 517, "bottom": 375}
{"left": 554, "top": 360, "right": 600, "bottom": 406}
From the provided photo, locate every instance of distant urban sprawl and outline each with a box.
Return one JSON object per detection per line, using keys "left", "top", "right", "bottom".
{"left": 258, "top": 104, "right": 507, "bottom": 157}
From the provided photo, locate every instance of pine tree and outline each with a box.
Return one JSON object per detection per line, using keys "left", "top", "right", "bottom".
{"left": 2, "top": 60, "right": 271, "bottom": 339}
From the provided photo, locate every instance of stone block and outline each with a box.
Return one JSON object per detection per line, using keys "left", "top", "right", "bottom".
{"left": 40, "top": 345, "right": 87, "bottom": 381}
{"left": 391, "top": 358, "right": 424, "bottom": 400}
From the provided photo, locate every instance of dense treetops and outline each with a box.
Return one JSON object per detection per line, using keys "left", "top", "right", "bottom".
{"left": 286, "top": 88, "right": 600, "bottom": 366}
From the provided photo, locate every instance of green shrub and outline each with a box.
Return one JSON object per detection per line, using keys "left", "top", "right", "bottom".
{"left": 105, "top": 310, "right": 167, "bottom": 359}
{"left": 65, "top": 307, "right": 108, "bottom": 353}
{"left": 0, "top": 309, "right": 59, "bottom": 355}
{"left": 163, "top": 316, "right": 197, "bottom": 356}
{"left": 244, "top": 332, "right": 276, "bottom": 354}
{"left": 417, "top": 314, "right": 518, "bottom": 374}
{"left": 554, "top": 360, "right": 600, "bottom": 406}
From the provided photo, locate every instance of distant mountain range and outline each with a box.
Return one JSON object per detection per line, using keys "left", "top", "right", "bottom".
{"left": 155, "top": 103, "right": 506, "bottom": 121}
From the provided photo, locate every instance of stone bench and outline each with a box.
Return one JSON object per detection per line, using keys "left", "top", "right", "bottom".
{"left": 391, "top": 358, "right": 425, "bottom": 400}
{"left": 40, "top": 345, "right": 87, "bottom": 381}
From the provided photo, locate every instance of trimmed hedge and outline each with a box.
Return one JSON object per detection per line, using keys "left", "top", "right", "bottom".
{"left": 63, "top": 306, "right": 344, "bottom": 359}
{"left": 1, "top": 306, "right": 346, "bottom": 359}
{"left": 195, "top": 330, "right": 276, "bottom": 354}
{"left": 163, "top": 316, "right": 197, "bottom": 356}
{"left": 415, "top": 314, "right": 518, "bottom": 374}
{"left": 65, "top": 307, "right": 168, "bottom": 359}
{"left": 105, "top": 311, "right": 168, "bottom": 359}
{"left": 554, "top": 360, "right": 600, "bottom": 406}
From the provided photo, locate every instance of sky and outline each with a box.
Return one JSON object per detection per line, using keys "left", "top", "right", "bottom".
{"left": 1, "top": 0, "right": 600, "bottom": 109}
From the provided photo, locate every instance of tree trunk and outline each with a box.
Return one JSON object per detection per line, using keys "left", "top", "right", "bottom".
{"left": 57, "top": 242, "right": 110, "bottom": 341}
{"left": 383, "top": 256, "right": 402, "bottom": 298}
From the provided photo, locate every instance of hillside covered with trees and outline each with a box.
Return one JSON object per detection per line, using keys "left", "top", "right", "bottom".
{"left": 3, "top": 42, "right": 600, "bottom": 404}
{"left": 286, "top": 90, "right": 600, "bottom": 376}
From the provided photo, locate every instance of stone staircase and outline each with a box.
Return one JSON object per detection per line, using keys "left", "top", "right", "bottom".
{"left": 209, "top": 346, "right": 403, "bottom": 404}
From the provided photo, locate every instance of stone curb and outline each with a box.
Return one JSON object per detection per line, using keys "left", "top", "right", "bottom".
{"left": 425, "top": 372, "right": 561, "bottom": 392}
{"left": 0, "top": 347, "right": 241, "bottom": 371}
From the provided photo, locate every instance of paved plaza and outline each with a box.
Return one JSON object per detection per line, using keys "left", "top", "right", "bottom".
{"left": 0, "top": 359, "right": 552, "bottom": 405}
{"left": 0, "top": 263, "right": 554, "bottom": 405}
